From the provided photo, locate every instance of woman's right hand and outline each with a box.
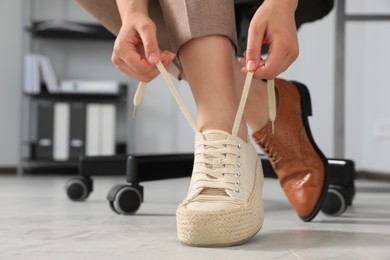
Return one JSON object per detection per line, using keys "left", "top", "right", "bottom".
{"left": 111, "top": 12, "right": 176, "bottom": 82}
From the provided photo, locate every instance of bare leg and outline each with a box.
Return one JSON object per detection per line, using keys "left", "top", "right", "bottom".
{"left": 177, "top": 37, "right": 264, "bottom": 248}
{"left": 233, "top": 60, "right": 269, "bottom": 132}
{"left": 179, "top": 36, "right": 248, "bottom": 141}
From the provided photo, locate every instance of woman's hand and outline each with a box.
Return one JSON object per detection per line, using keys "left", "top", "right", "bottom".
{"left": 112, "top": 10, "right": 175, "bottom": 82}
{"left": 242, "top": 0, "right": 299, "bottom": 79}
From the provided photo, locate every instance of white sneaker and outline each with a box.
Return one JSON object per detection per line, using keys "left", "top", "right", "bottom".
{"left": 134, "top": 63, "right": 272, "bottom": 247}
{"left": 176, "top": 130, "right": 263, "bottom": 247}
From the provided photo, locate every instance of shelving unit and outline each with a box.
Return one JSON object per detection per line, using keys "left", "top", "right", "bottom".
{"left": 19, "top": 1, "right": 135, "bottom": 174}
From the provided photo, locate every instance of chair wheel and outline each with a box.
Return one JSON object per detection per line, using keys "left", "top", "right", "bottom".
{"left": 321, "top": 185, "right": 347, "bottom": 216}
{"left": 107, "top": 185, "right": 143, "bottom": 215}
{"left": 65, "top": 177, "right": 92, "bottom": 201}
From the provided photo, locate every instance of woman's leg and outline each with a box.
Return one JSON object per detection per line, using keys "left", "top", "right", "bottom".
{"left": 233, "top": 60, "right": 269, "bottom": 132}
{"left": 179, "top": 36, "right": 248, "bottom": 140}
{"left": 176, "top": 34, "right": 263, "bottom": 247}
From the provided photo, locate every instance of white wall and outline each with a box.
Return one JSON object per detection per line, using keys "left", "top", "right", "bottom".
{"left": 0, "top": 0, "right": 23, "bottom": 166}
{"left": 281, "top": 9, "right": 336, "bottom": 158}
{"left": 344, "top": 1, "right": 390, "bottom": 172}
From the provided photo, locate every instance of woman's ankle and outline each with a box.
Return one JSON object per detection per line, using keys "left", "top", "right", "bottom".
{"left": 197, "top": 119, "right": 248, "bottom": 142}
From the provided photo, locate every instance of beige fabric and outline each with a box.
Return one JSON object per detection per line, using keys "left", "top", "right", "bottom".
{"left": 75, "top": 0, "right": 121, "bottom": 35}
{"left": 75, "top": 0, "right": 238, "bottom": 77}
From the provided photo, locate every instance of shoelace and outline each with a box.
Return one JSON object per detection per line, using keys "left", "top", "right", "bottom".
{"left": 132, "top": 62, "right": 276, "bottom": 134}
{"left": 193, "top": 138, "right": 240, "bottom": 195}
{"left": 132, "top": 61, "right": 276, "bottom": 197}
{"left": 257, "top": 134, "right": 283, "bottom": 165}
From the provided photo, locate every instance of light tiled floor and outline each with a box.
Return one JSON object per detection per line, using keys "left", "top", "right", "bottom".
{"left": 0, "top": 174, "right": 389, "bottom": 259}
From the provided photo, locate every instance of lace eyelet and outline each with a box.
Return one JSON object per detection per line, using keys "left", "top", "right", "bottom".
{"left": 237, "top": 161, "right": 241, "bottom": 168}
{"left": 237, "top": 152, "right": 240, "bottom": 158}
{"left": 235, "top": 188, "right": 240, "bottom": 193}
{"left": 236, "top": 179, "right": 240, "bottom": 185}
{"left": 236, "top": 171, "right": 240, "bottom": 177}
{"left": 237, "top": 143, "right": 241, "bottom": 149}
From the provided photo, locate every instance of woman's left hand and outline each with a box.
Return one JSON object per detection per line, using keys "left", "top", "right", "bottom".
{"left": 242, "top": 0, "right": 299, "bottom": 79}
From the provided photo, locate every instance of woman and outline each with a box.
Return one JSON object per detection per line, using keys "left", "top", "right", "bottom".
{"left": 76, "top": 0, "right": 331, "bottom": 247}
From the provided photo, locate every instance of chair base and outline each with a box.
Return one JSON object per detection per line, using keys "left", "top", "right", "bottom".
{"left": 65, "top": 153, "right": 355, "bottom": 216}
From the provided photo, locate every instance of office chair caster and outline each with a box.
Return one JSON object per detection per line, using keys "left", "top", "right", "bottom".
{"left": 107, "top": 184, "right": 144, "bottom": 215}
{"left": 65, "top": 176, "right": 93, "bottom": 201}
{"left": 321, "top": 185, "right": 349, "bottom": 216}
{"left": 319, "top": 159, "right": 355, "bottom": 216}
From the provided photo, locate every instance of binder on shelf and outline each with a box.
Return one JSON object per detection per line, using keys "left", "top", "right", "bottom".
{"left": 101, "top": 104, "right": 116, "bottom": 155}
{"left": 23, "top": 53, "right": 59, "bottom": 94}
{"left": 86, "top": 103, "right": 116, "bottom": 156}
{"left": 69, "top": 103, "right": 86, "bottom": 160}
{"left": 23, "top": 54, "right": 40, "bottom": 94}
{"left": 36, "top": 101, "right": 54, "bottom": 160}
{"left": 86, "top": 104, "right": 100, "bottom": 156}
{"left": 39, "top": 55, "right": 59, "bottom": 93}
{"left": 60, "top": 80, "right": 121, "bottom": 95}
{"left": 53, "top": 103, "right": 70, "bottom": 161}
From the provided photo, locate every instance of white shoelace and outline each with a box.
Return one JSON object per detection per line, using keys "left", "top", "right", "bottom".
{"left": 133, "top": 62, "right": 276, "bottom": 134}
{"left": 132, "top": 61, "right": 276, "bottom": 197}
{"left": 193, "top": 137, "right": 239, "bottom": 194}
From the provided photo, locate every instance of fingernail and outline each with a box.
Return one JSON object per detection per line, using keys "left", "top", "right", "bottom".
{"left": 148, "top": 52, "right": 158, "bottom": 63}
{"left": 246, "top": 60, "right": 255, "bottom": 71}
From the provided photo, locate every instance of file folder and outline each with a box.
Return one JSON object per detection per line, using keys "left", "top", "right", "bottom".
{"left": 36, "top": 101, "right": 54, "bottom": 160}
{"left": 53, "top": 102, "right": 70, "bottom": 161}
{"left": 69, "top": 103, "right": 86, "bottom": 160}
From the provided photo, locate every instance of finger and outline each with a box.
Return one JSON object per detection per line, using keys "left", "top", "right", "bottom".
{"left": 113, "top": 38, "right": 144, "bottom": 71}
{"left": 160, "top": 52, "right": 176, "bottom": 68}
{"left": 160, "top": 50, "right": 175, "bottom": 61}
{"left": 263, "top": 41, "right": 289, "bottom": 78}
{"left": 255, "top": 39, "right": 297, "bottom": 79}
{"left": 161, "top": 50, "right": 176, "bottom": 59}
{"left": 115, "top": 58, "right": 159, "bottom": 82}
{"left": 118, "top": 44, "right": 158, "bottom": 75}
{"left": 136, "top": 22, "right": 160, "bottom": 64}
{"left": 245, "top": 22, "right": 266, "bottom": 71}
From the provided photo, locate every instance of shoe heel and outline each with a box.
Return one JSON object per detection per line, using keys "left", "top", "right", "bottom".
{"left": 292, "top": 81, "right": 312, "bottom": 117}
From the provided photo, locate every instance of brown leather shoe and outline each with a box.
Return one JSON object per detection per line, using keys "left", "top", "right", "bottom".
{"left": 252, "top": 79, "right": 329, "bottom": 222}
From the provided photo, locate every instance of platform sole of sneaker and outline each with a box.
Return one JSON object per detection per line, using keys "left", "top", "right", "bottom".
{"left": 176, "top": 158, "right": 264, "bottom": 247}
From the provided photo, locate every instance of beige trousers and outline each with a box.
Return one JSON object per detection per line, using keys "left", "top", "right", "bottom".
{"left": 75, "top": 0, "right": 238, "bottom": 76}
